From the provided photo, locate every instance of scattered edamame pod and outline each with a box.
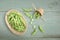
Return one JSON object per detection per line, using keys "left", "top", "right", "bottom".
{"left": 34, "top": 11, "right": 41, "bottom": 19}
{"left": 38, "top": 26, "right": 44, "bottom": 32}
{"left": 31, "top": 28, "right": 37, "bottom": 35}
{"left": 31, "top": 25, "right": 37, "bottom": 35}
{"left": 22, "top": 8, "right": 32, "bottom": 12}
{"left": 24, "top": 12, "right": 33, "bottom": 19}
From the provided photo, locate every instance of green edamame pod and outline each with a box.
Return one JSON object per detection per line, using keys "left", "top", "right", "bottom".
{"left": 22, "top": 8, "right": 32, "bottom": 12}
{"left": 34, "top": 11, "right": 41, "bottom": 19}
{"left": 38, "top": 26, "right": 44, "bottom": 32}
{"left": 31, "top": 28, "right": 37, "bottom": 35}
{"left": 24, "top": 12, "right": 33, "bottom": 19}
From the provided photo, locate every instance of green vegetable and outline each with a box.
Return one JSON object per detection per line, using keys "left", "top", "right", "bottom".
{"left": 30, "top": 19, "right": 34, "bottom": 24}
{"left": 22, "top": 8, "right": 32, "bottom": 12}
{"left": 34, "top": 11, "right": 41, "bottom": 19}
{"left": 22, "top": 8, "right": 33, "bottom": 19}
{"left": 38, "top": 26, "right": 44, "bottom": 32}
{"left": 31, "top": 28, "right": 37, "bottom": 35}
{"left": 7, "top": 11, "right": 26, "bottom": 32}
{"left": 24, "top": 12, "right": 33, "bottom": 19}
{"left": 31, "top": 25, "right": 37, "bottom": 35}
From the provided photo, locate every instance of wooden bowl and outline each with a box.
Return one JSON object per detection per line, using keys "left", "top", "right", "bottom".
{"left": 5, "top": 9, "right": 27, "bottom": 35}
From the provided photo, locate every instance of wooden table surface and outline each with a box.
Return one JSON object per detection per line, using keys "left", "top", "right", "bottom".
{"left": 0, "top": 0, "right": 60, "bottom": 40}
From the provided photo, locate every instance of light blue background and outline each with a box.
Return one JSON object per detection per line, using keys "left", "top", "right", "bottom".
{"left": 0, "top": 0, "right": 60, "bottom": 40}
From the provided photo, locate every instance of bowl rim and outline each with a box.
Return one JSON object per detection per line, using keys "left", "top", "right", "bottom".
{"left": 5, "top": 9, "right": 27, "bottom": 35}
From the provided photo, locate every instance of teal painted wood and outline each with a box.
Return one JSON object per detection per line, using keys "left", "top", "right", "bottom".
{"left": 0, "top": 0, "right": 60, "bottom": 39}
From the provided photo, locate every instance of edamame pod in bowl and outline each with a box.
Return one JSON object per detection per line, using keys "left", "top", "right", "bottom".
{"left": 5, "top": 9, "right": 27, "bottom": 35}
